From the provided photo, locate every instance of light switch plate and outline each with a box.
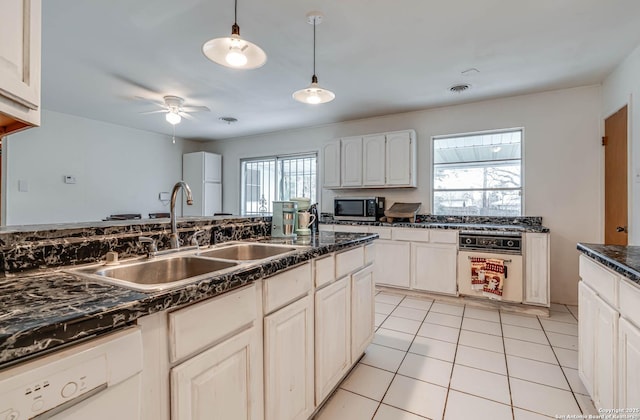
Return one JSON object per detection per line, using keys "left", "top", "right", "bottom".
{"left": 64, "top": 175, "right": 76, "bottom": 184}
{"left": 159, "top": 192, "right": 170, "bottom": 201}
{"left": 18, "top": 180, "right": 28, "bottom": 192}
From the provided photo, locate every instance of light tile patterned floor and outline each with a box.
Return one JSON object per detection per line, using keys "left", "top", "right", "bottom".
{"left": 314, "top": 291, "right": 593, "bottom": 420}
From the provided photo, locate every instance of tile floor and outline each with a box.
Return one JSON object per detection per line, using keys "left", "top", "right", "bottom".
{"left": 315, "top": 291, "right": 594, "bottom": 420}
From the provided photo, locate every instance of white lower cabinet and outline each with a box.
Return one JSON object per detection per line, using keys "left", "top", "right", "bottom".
{"left": 411, "top": 243, "right": 457, "bottom": 295}
{"left": 171, "top": 327, "right": 262, "bottom": 420}
{"left": 351, "top": 265, "right": 375, "bottom": 361}
{"left": 578, "top": 281, "right": 618, "bottom": 409}
{"left": 264, "top": 295, "right": 314, "bottom": 420}
{"left": 618, "top": 317, "right": 640, "bottom": 408}
{"left": 315, "top": 277, "right": 351, "bottom": 403}
{"left": 374, "top": 239, "right": 410, "bottom": 288}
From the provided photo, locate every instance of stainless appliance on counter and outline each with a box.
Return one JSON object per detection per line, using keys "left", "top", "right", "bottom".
{"left": 334, "top": 197, "right": 385, "bottom": 221}
{"left": 456, "top": 231, "right": 524, "bottom": 303}
{"left": 271, "top": 201, "right": 298, "bottom": 239}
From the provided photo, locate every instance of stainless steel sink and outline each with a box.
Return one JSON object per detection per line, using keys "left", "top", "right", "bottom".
{"left": 74, "top": 256, "right": 239, "bottom": 291}
{"left": 198, "top": 243, "right": 298, "bottom": 261}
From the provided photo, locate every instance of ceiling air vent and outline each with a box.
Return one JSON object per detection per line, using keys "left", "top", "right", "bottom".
{"left": 449, "top": 84, "right": 470, "bottom": 93}
{"left": 219, "top": 117, "right": 238, "bottom": 124}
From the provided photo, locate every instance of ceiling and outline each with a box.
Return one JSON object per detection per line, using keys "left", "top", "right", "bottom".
{"left": 41, "top": 0, "right": 640, "bottom": 140}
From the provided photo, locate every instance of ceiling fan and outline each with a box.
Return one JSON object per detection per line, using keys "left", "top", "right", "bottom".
{"left": 137, "top": 95, "right": 210, "bottom": 125}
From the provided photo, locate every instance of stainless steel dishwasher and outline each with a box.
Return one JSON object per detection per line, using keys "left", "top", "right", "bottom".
{"left": 0, "top": 327, "right": 142, "bottom": 420}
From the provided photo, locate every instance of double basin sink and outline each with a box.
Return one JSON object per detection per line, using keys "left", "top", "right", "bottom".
{"left": 72, "top": 242, "right": 304, "bottom": 291}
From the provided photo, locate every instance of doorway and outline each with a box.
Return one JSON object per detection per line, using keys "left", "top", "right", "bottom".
{"left": 604, "top": 105, "right": 628, "bottom": 245}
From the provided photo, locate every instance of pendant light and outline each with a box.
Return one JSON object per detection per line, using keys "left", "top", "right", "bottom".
{"left": 202, "top": 0, "right": 266, "bottom": 69}
{"left": 293, "top": 12, "right": 335, "bottom": 105}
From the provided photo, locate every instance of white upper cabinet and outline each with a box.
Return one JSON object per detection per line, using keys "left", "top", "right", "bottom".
{"left": 204, "top": 152, "right": 222, "bottom": 182}
{"left": 0, "top": 0, "right": 41, "bottom": 135}
{"left": 322, "top": 141, "right": 341, "bottom": 188}
{"left": 362, "top": 134, "right": 386, "bottom": 186}
{"left": 340, "top": 136, "right": 363, "bottom": 187}
{"left": 322, "top": 129, "right": 417, "bottom": 188}
{"left": 386, "top": 131, "right": 415, "bottom": 186}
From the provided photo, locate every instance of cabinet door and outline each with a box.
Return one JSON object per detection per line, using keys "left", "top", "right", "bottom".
{"left": 315, "top": 277, "right": 351, "bottom": 403}
{"left": 578, "top": 281, "right": 596, "bottom": 397}
{"left": 618, "top": 317, "right": 640, "bottom": 409}
{"left": 204, "top": 153, "right": 222, "bottom": 182}
{"left": 524, "top": 233, "right": 550, "bottom": 306}
{"left": 264, "top": 295, "right": 314, "bottom": 420}
{"left": 362, "top": 134, "right": 386, "bottom": 186}
{"left": 0, "top": 0, "right": 41, "bottom": 130}
{"left": 594, "top": 294, "right": 618, "bottom": 410}
{"left": 351, "top": 266, "right": 374, "bottom": 362}
{"left": 412, "top": 243, "right": 457, "bottom": 295}
{"left": 374, "top": 239, "right": 410, "bottom": 288}
{"left": 322, "top": 141, "right": 341, "bottom": 188}
{"left": 171, "top": 327, "right": 263, "bottom": 420}
{"left": 340, "top": 136, "right": 363, "bottom": 187}
{"left": 385, "top": 131, "right": 413, "bottom": 186}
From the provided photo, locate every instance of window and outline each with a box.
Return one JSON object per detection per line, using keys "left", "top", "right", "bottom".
{"left": 432, "top": 129, "right": 522, "bottom": 216}
{"left": 241, "top": 153, "right": 317, "bottom": 214}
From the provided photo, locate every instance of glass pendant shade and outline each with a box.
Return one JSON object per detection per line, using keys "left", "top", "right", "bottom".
{"left": 166, "top": 111, "right": 181, "bottom": 125}
{"left": 293, "top": 75, "right": 335, "bottom": 104}
{"left": 202, "top": 22, "right": 266, "bottom": 70}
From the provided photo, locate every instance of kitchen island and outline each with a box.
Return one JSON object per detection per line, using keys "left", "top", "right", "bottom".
{"left": 576, "top": 243, "right": 640, "bottom": 410}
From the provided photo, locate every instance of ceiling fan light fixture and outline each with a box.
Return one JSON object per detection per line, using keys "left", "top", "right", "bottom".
{"left": 166, "top": 111, "right": 181, "bottom": 125}
{"left": 293, "top": 12, "right": 335, "bottom": 105}
{"left": 202, "top": 2, "right": 266, "bottom": 70}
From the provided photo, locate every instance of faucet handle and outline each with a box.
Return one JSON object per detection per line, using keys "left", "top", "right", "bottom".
{"left": 139, "top": 236, "right": 158, "bottom": 256}
{"left": 190, "top": 230, "right": 205, "bottom": 247}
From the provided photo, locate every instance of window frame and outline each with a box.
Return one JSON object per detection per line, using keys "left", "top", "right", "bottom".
{"left": 430, "top": 127, "right": 525, "bottom": 216}
{"left": 240, "top": 152, "right": 319, "bottom": 215}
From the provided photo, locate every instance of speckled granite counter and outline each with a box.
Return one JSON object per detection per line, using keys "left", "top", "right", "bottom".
{"left": 0, "top": 231, "right": 377, "bottom": 367}
{"left": 577, "top": 243, "right": 640, "bottom": 285}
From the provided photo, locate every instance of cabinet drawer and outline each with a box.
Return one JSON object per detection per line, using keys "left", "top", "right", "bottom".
{"left": 364, "top": 243, "right": 375, "bottom": 265}
{"left": 579, "top": 255, "right": 619, "bottom": 307}
{"left": 392, "top": 228, "right": 429, "bottom": 242}
{"left": 368, "top": 226, "right": 391, "bottom": 240}
{"left": 315, "top": 254, "right": 336, "bottom": 288}
{"left": 264, "top": 263, "right": 312, "bottom": 314}
{"left": 169, "top": 284, "right": 257, "bottom": 363}
{"left": 336, "top": 246, "right": 365, "bottom": 278}
{"left": 333, "top": 225, "right": 369, "bottom": 233}
{"left": 429, "top": 229, "right": 457, "bottom": 244}
{"left": 319, "top": 224, "right": 334, "bottom": 232}
{"left": 619, "top": 279, "right": 640, "bottom": 327}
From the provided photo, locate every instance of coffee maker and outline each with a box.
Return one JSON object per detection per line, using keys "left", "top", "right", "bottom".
{"left": 271, "top": 201, "right": 298, "bottom": 238}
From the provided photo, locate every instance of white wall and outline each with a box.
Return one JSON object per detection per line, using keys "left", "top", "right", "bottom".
{"left": 205, "top": 86, "right": 603, "bottom": 305}
{"left": 602, "top": 43, "right": 640, "bottom": 245}
{"left": 3, "top": 110, "right": 198, "bottom": 225}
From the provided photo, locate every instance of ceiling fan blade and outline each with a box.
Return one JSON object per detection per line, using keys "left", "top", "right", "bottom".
{"left": 181, "top": 106, "right": 211, "bottom": 113}
{"left": 139, "top": 109, "right": 168, "bottom": 115}
{"left": 179, "top": 112, "right": 196, "bottom": 121}
{"left": 133, "top": 96, "right": 167, "bottom": 108}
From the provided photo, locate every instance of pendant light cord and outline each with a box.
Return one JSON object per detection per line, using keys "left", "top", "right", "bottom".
{"left": 312, "top": 18, "right": 316, "bottom": 78}
{"left": 234, "top": 0, "right": 238, "bottom": 24}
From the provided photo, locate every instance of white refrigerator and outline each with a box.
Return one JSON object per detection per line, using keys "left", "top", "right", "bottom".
{"left": 182, "top": 151, "right": 222, "bottom": 216}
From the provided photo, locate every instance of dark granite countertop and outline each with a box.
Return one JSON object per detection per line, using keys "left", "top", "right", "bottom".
{"left": 577, "top": 243, "right": 640, "bottom": 285}
{"left": 322, "top": 220, "right": 550, "bottom": 233}
{"left": 0, "top": 232, "right": 376, "bottom": 368}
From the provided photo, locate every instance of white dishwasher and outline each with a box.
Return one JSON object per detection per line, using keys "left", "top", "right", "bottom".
{"left": 0, "top": 327, "right": 143, "bottom": 420}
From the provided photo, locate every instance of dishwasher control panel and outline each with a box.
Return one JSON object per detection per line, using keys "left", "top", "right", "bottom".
{"left": 0, "top": 356, "right": 107, "bottom": 419}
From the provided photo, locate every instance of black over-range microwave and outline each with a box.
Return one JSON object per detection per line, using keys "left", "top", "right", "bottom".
{"left": 334, "top": 197, "right": 386, "bottom": 222}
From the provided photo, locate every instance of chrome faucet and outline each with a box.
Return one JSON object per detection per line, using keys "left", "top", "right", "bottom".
{"left": 170, "top": 181, "right": 193, "bottom": 249}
